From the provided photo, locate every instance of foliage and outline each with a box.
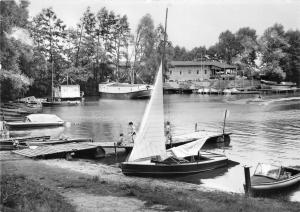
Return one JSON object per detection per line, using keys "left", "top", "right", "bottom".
{"left": 0, "top": 0, "right": 32, "bottom": 101}
{"left": 1, "top": 1, "right": 300, "bottom": 101}
{"left": 258, "top": 24, "right": 290, "bottom": 81}
{"left": 0, "top": 69, "right": 31, "bottom": 100}
{"left": 282, "top": 30, "right": 300, "bottom": 85}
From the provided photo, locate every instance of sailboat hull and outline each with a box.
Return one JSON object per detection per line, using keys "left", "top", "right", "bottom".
{"left": 121, "top": 152, "right": 228, "bottom": 177}
{"left": 99, "top": 89, "right": 151, "bottom": 99}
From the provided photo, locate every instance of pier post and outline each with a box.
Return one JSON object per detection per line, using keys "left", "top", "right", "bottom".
{"left": 244, "top": 166, "right": 251, "bottom": 196}
{"left": 114, "top": 143, "right": 118, "bottom": 161}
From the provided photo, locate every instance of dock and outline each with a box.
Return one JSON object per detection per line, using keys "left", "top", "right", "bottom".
{"left": 13, "top": 142, "right": 104, "bottom": 159}
{"left": 11, "top": 131, "right": 230, "bottom": 159}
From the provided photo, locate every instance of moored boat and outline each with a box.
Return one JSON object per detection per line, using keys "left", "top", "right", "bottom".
{"left": 98, "top": 83, "right": 152, "bottom": 99}
{"left": 121, "top": 63, "right": 229, "bottom": 177}
{"left": 5, "top": 114, "right": 64, "bottom": 129}
{"left": 249, "top": 163, "right": 300, "bottom": 193}
{"left": 42, "top": 100, "right": 80, "bottom": 106}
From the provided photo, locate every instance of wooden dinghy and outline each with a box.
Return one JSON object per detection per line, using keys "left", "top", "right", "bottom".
{"left": 121, "top": 149, "right": 228, "bottom": 177}
{"left": 249, "top": 163, "right": 300, "bottom": 193}
{"left": 5, "top": 114, "right": 64, "bottom": 129}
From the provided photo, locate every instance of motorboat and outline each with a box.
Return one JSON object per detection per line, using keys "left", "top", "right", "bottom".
{"left": 249, "top": 163, "right": 300, "bottom": 193}
{"left": 5, "top": 114, "right": 64, "bottom": 129}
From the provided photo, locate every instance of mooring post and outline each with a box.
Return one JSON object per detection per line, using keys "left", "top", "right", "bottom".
{"left": 114, "top": 143, "right": 118, "bottom": 161}
{"left": 244, "top": 166, "right": 251, "bottom": 196}
{"left": 195, "top": 123, "right": 198, "bottom": 132}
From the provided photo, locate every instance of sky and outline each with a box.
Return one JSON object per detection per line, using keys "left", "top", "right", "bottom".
{"left": 27, "top": 0, "right": 300, "bottom": 50}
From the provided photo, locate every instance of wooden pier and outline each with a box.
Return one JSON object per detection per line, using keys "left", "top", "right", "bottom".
{"left": 11, "top": 131, "right": 231, "bottom": 159}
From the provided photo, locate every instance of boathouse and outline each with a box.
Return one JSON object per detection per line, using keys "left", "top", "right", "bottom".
{"left": 167, "top": 61, "right": 236, "bottom": 82}
{"left": 54, "top": 85, "right": 83, "bottom": 101}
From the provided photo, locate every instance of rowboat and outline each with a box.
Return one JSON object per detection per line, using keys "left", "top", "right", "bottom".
{"left": 5, "top": 114, "right": 64, "bottom": 129}
{"left": 249, "top": 163, "right": 300, "bottom": 193}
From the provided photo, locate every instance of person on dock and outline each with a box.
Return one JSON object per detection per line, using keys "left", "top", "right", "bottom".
{"left": 128, "top": 122, "right": 136, "bottom": 143}
{"left": 165, "top": 121, "right": 172, "bottom": 146}
{"left": 117, "top": 133, "right": 124, "bottom": 146}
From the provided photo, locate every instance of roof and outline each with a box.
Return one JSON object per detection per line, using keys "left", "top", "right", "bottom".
{"left": 169, "top": 61, "right": 236, "bottom": 69}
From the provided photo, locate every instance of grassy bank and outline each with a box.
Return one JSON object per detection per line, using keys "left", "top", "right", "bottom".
{"left": 0, "top": 174, "right": 75, "bottom": 212}
{"left": 1, "top": 157, "right": 300, "bottom": 212}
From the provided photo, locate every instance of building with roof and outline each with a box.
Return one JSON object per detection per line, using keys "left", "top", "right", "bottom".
{"left": 167, "top": 60, "right": 237, "bottom": 82}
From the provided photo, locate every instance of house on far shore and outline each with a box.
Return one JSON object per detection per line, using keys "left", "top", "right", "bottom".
{"left": 167, "top": 60, "right": 237, "bottom": 82}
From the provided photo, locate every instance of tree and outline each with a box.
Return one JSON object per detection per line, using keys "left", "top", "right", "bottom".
{"left": 30, "top": 7, "right": 67, "bottom": 94}
{"left": 111, "top": 15, "right": 130, "bottom": 81}
{"left": 0, "top": 0, "right": 32, "bottom": 101}
{"left": 132, "top": 14, "right": 157, "bottom": 83}
{"left": 217, "top": 30, "right": 239, "bottom": 64}
{"left": 283, "top": 30, "right": 300, "bottom": 85}
{"left": 259, "top": 23, "right": 289, "bottom": 82}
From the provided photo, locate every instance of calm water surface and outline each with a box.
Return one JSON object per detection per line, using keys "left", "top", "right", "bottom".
{"left": 10, "top": 94, "right": 300, "bottom": 202}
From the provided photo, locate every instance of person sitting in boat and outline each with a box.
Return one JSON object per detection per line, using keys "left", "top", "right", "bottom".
{"left": 165, "top": 121, "right": 172, "bottom": 146}
{"left": 128, "top": 122, "right": 136, "bottom": 143}
{"left": 117, "top": 133, "right": 124, "bottom": 146}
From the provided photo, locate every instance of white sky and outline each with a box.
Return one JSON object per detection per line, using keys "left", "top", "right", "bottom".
{"left": 28, "top": 0, "right": 300, "bottom": 50}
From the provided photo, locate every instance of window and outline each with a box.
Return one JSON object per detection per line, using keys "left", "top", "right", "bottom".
{"left": 188, "top": 70, "right": 191, "bottom": 74}
{"left": 197, "top": 70, "right": 199, "bottom": 74}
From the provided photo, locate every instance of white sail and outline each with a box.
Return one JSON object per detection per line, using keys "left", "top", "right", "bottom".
{"left": 128, "top": 63, "right": 166, "bottom": 161}
{"left": 167, "top": 138, "right": 207, "bottom": 158}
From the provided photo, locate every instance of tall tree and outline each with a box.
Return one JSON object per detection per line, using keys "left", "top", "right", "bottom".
{"left": 283, "top": 30, "right": 300, "bottom": 85}
{"left": 132, "top": 14, "right": 157, "bottom": 83}
{"left": 217, "top": 30, "right": 239, "bottom": 64}
{"left": 0, "top": 0, "right": 32, "bottom": 101}
{"left": 30, "top": 7, "right": 67, "bottom": 93}
{"left": 259, "top": 23, "right": 289, "bottom": 82}
{"left": 234, "top": 27, "right": 258, "bottom": 78}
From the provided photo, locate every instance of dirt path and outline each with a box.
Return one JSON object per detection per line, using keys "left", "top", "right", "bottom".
{"left": 64, "top": 191, "right": 168, "bottom": 212}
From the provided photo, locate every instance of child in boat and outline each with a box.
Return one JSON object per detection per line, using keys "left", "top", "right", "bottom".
{"left": 128, "top": 122, "right": 136, "bottom": 143}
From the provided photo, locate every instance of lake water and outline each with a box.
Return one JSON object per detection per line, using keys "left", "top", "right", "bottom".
{"left": 10, "top": 93, "right": 300, "bottom": 202}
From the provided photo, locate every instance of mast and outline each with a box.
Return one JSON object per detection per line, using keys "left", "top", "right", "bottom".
{"left": 51, "top": 61, "right": 54, "bottom": 101}
{"left": 162, "top": 8, "right": 168, "bottom": 80}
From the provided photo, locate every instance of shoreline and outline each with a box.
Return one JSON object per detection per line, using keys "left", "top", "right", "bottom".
{"left": 1, "top": 153, "right": 300, "bottom": 212}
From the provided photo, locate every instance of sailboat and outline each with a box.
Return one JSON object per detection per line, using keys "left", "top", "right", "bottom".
{"left": 121, "top": 63, "right": 229, "bottom": 176}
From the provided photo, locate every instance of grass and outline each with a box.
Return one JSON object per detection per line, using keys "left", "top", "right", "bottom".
{"left": 0, "top": 174, "right": 76, "bottom": 212}
{"left": 113, "top": 181, "right": 300, "bottom": 212}
{"left": 1, "top": 159, "right": 300, "bottom": 212}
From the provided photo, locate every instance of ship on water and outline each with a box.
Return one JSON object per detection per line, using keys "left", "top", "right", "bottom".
{"left": 98, "top": 82, "right": 152, "bottom": 99}
{"left": 98, "top": 61, "right": 153, "bottom": 99}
